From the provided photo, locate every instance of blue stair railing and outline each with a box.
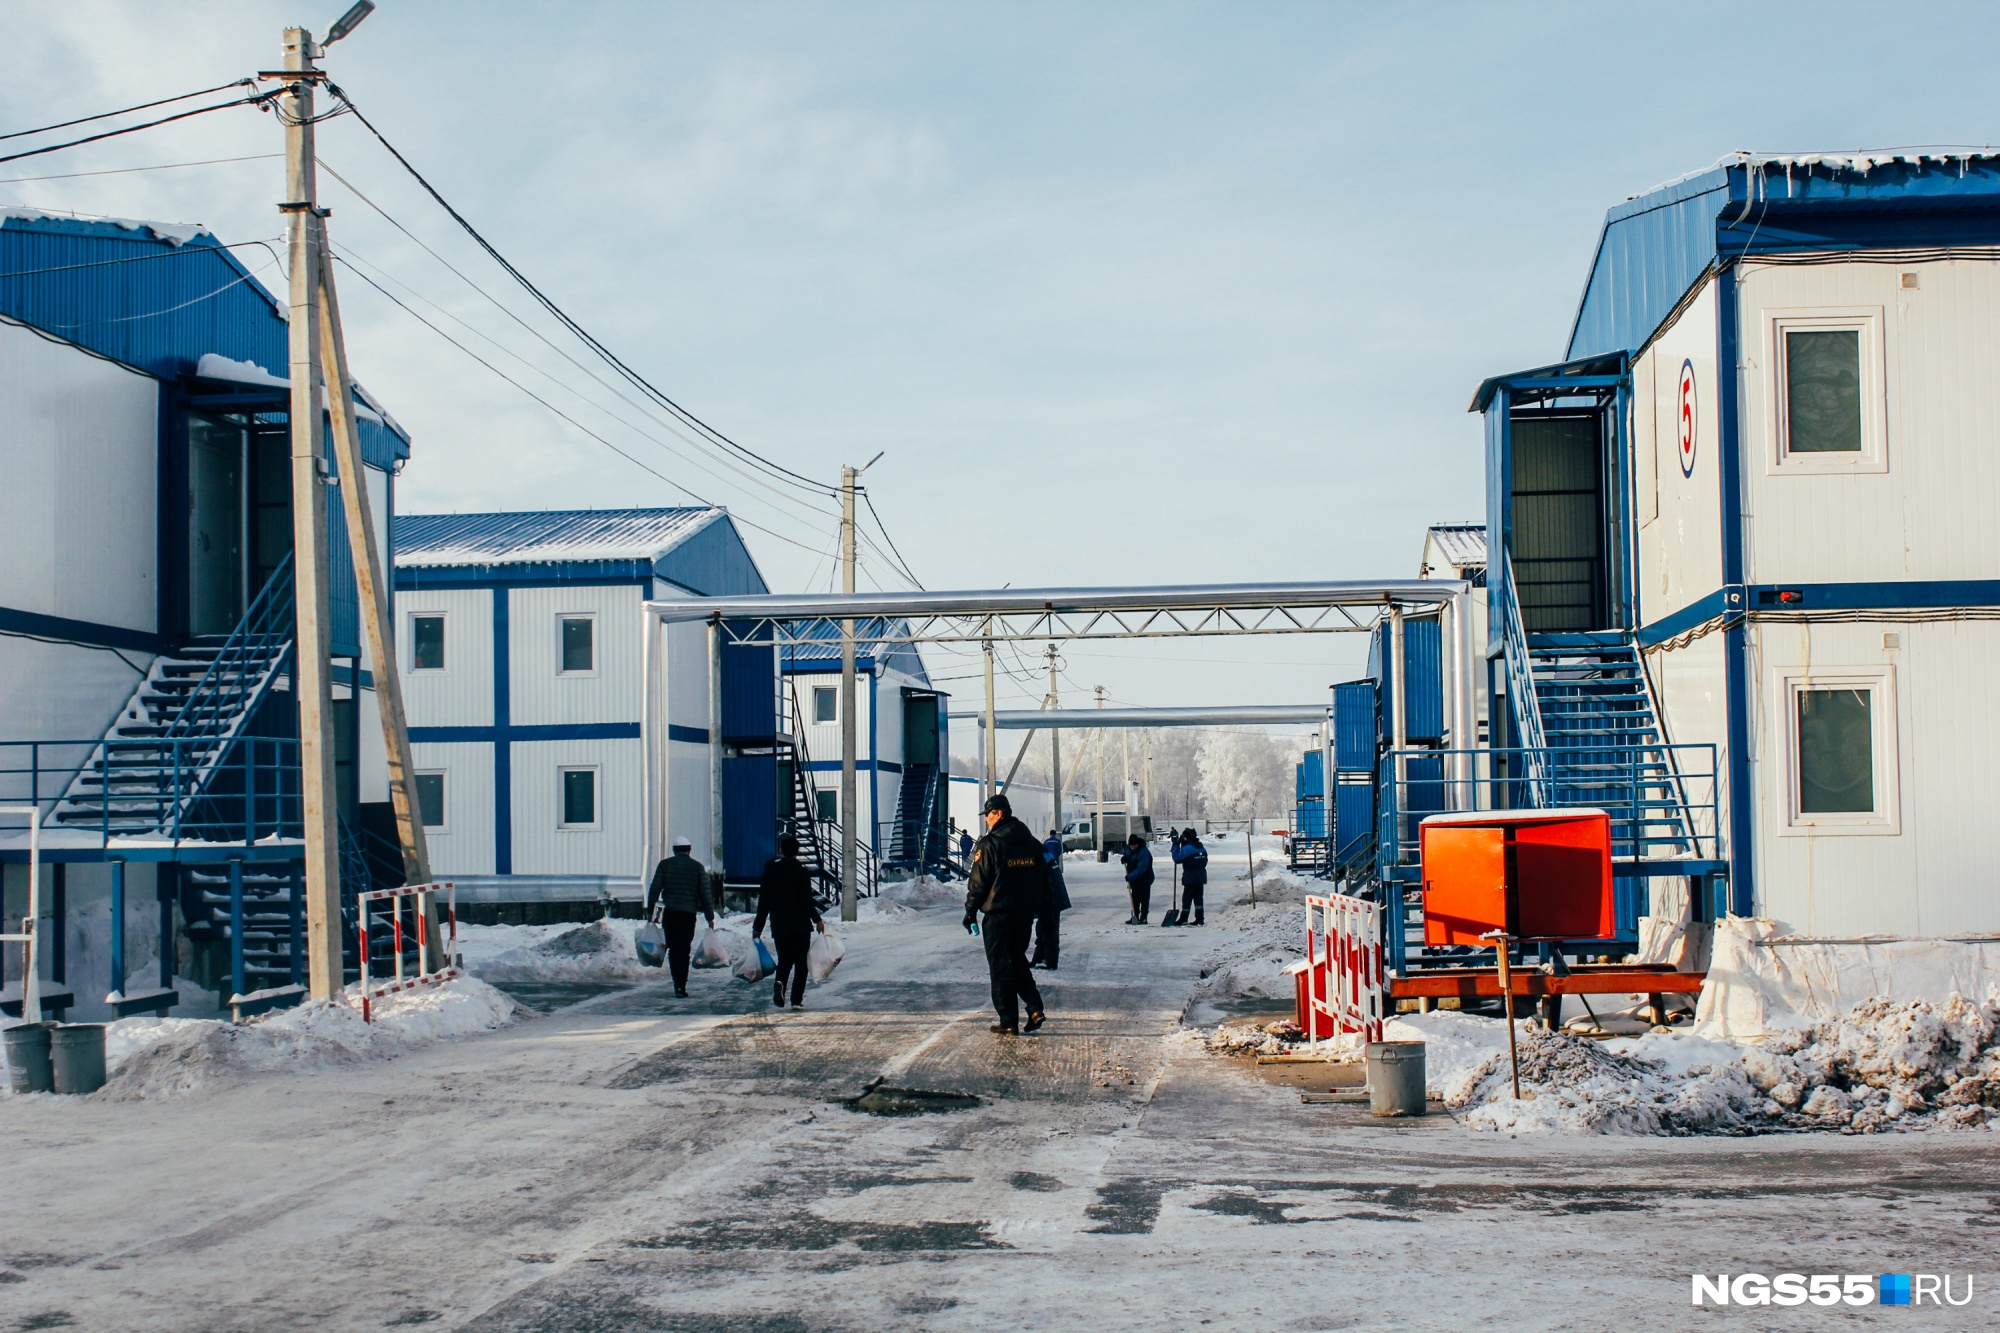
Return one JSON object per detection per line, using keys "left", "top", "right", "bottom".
{"left": 1497, "top": 554, "right": 1552, "bottom": 805}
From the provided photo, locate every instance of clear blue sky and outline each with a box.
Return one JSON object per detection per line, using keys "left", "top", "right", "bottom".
{"left": 6, "top": 1, "right": 1995, "bottom": 713}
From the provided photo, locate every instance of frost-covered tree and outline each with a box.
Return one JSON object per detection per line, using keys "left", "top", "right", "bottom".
{"left": 1194, "top": 729, "right": 1295, "bottom": 822}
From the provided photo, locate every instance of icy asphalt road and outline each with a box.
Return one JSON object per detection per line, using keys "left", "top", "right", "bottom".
{"left": 2, "top": 855, "right": 1997, "bottom": 1332}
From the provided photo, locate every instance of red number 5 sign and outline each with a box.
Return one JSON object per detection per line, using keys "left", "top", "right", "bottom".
{"left": 1677, "top": 359, "right": 1698, "bottom": 478}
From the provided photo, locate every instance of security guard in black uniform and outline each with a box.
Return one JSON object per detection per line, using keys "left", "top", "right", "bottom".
{"left": 963, "top": 793, "right": 1048, "bottom": 1034}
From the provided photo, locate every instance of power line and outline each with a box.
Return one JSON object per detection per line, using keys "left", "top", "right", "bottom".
{"left": 333, "top": 255, "right": 833, "bottom": 558}
{"left": 0, "top": 152, "right": 279, "bottom": 185}
{"left": 0, "top": 92, "right": 274, "bottom": 167}
{"left": 331, "top": 239, "right": 841, "bottom": 528}
{"left": 332, "top": 91, "right": 833, "bottom": 499}
{"left": 860, "top": 489, "right": 925, "bottom": 590}
{"left": 0, "top": 236, "right": 282, "bottom": 279}
{"left": 0, "top": 78, "right": 256, "bottom": 143}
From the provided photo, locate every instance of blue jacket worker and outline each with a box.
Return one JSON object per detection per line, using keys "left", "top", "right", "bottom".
{"left": 1032, "top": 830, "right": 1071, "bottom": 970}
{"left": 963, "top": 793, "right": 1048, "bottom": 1035}
{"left": 645, "top": 835, "right": 716, "bottom": 997}
{"left": 1119, "top": 834, "right": 1155, "bottom": 924}
{"left": 753, "top": 835, "right": 824, "bottom": 1011}
{"left": 1171, "top": 830, "right": 1210, "bottom": 926}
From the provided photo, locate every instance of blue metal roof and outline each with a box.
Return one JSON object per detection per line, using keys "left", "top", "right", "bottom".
{"left": 392, "top": 507, "right": 769, "bottom": 597}
{"left": 1565, "top": 151, "right": 2000, "bottom": 360}
{"left": 0, "top": 209, "right": 411, "bottom": 465}
{"left": 780, "top": 618, "right": 931, "bottom": 686}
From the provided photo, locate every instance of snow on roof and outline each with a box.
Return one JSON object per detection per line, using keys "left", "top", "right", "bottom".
{"left": 393, "top": 507, "right": 724, "bottom": 568}
{"left": 0, "top": 206, "right": 211, "bottom": 246}
{"left": 1423, "top": 523, "right": 1486, "bottom": 573}
{"left": 194, "top": 352, "right": 393, "bottom": 428}
{"left": 1629, "top": 145, "right": 2000, "bottom": 201}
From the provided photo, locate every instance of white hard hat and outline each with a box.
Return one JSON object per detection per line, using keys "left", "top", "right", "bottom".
{"left": 672, "top": 834, "right": 693, "bottom": 848}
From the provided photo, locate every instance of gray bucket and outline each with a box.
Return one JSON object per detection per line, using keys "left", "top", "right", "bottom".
{"left": 3, "top": 1022, "right": 55, "bottom": 1095}
{"left": 1365, "top": 1040, "right": 1426, "bottom": 1117}
{"left": 50, "top": 1024, "right": 107, "bottom": 1096}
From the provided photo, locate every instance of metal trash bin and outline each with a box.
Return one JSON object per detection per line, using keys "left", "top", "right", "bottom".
{"left": 1365, "top": 1040, "right": 1426, "bottom": 1117}
{"left": 3, "top": 1022, "right": 55, "bottom": 1095}
{"left": 50, "top": 1023, "right": 107, "bottom": 1095}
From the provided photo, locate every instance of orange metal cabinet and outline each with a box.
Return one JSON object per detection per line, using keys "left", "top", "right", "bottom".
{"left": 1419, "top": 810, "right": 1613, "bottom": 944}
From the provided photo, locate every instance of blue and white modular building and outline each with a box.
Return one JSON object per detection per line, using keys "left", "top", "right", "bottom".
{"left": 1471, "top": 150, "right": 2000, "bottom": 945}
{"left": 391, "top": 508, "right": 770, "bottom": 900}
{"left": 0, "top": 207, "right": 409, "bottom": 1015}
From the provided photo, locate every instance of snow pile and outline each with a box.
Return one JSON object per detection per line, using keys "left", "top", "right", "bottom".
{"left": 1434, "top": 992, "right": 2000, "bottom": 1136}
{"left": 1206, "top": 1019, "right": 1305, "bottom": 1056}
{"left": 879, "top": 877, "right": 963, "bottom": 912}
{"left": 1189, "top": 901, "right": 1305, "bottom": 1003}
{"left": 1232, "top": 852, "right": 1316, "bottom": 904}
{"left": 458, "top": 917, "right": 650, "bottom": 982}
{"left": 99, "top": 975, "right": 524, "bottom": 1100}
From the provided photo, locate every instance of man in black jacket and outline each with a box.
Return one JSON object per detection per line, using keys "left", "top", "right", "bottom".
{"left": 645, "top": 835, "right": 716, "bottom": 997}
{"left": 754, "top": 836, "right": 824, "bottom": 1010}
{"left": 964, "top": 793, "right": 1048, "bottom": 1034}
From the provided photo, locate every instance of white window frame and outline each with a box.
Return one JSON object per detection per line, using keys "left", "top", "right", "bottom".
{"left": 407, "top": 611, "right": 448, "bottom": 673}
{"left": 558, "top": 764, "right": 601, "bottom": 831}
{"left": 413, "top": 769, "right": 448, "bottom": 832}
{"left": 812, "top": 685, "right": 838, "bottom": 726}
{"left": 1772, "top": 665, "right": 1900, "bottom": 835}
{"left": 556, "top": 612, "right": 598, "bottom": 677}
{"left": 1763, "top": 306, "right": 1888, "bottom": 474}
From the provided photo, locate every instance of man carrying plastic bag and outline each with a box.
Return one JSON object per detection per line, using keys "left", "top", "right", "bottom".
{"left": 754, "top": 835, "right": 824, "bottom": 1010}
{"left": 645, "top": 834, "right": 716, "bottom": 997}
{"left": 964, "top": 793, "right": 1048, "bottom": 1036}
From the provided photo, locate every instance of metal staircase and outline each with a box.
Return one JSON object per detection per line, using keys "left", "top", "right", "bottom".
{"left": 52, "top": 557, "right": 296, "bottom": 840}
{"left": 885, "top": 761, "right": 943, "bottom": 876}
{"left": 778, "top": 690, "right": 876, "bottom": 902}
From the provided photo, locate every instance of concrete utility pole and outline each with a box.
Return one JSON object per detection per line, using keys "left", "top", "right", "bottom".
{"left": 839, "top": 464, "right": 858, "bottom": 922}
{"left": 277, "top": 27, "right": 342, "bottom": 1000}
{"left": 1121, "top": 725, "right": 1131, "bottom": 830}
{"left": 1142, "top": 728, "right": 1154, "bottom": 824}
{"left": 1094, "top": 685, "right": 1106, "bottom": 862}
{"left": 1046, "top": 645, "right": 1062, "bottom": 839}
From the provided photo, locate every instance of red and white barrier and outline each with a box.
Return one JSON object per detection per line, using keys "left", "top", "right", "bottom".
{"left": 1303, "top": 894, "right": 1385, "bottom": 1045}
{"left": 357, "top": 881, "right": 459, "bottom": 1023}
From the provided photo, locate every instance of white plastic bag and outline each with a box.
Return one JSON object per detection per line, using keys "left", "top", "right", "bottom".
{"left": 807, "top": 929, "right": 846, "bottom": 985}
{"left": 692, "top": 927, "right": 730, "bottom": 969}
{"left": 634, "top": 920, "right": 667, "bottom": 968}
{"left": 735, "top": 937, "right": 773, "bottom": 983}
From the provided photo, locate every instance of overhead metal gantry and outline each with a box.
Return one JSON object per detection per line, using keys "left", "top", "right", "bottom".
{"left": 953, "top": 705, "right": 1334, "bottom": 729}
{"left": 639, "top": 579, "right": 1477, "bottom": 913}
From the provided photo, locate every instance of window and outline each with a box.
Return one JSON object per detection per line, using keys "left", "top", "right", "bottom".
{"left": 1798, "top": 689, "right": 1871, "bottom": 812}
{"left": 413, "top": 772, "right": 446, "bottom": 830}
{"left": 815, "top": 789, "right": 838, "bottom": 823}
{"left": 1776, "top": 667, "right": 1898, "bottom": 833}
{"left": 813, "top": 686, "right": 837, "bottom": 724}
{"left": 559, "top": 615, "right": 595, "bottom": 674}
{"left": 410, "top": 614, "right": 445, "bottom": 671}
{"left": 1768, "top": 308, "right": 1886, "bottom": 472}
{"left": 560, "top": 767, "right": 598, "bottom": 828}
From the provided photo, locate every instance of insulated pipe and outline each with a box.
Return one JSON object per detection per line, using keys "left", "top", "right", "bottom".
{"left": 647, "top": 579, "right": 1466, "bottom": 625}
{"left": 955, "top": 704, "right": 1332, "bottom": 729}
{"left": 1451, "top": 585, "right": 1477, "bottom": 809}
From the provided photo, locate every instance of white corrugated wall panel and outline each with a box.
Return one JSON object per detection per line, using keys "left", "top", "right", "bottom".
{"left": 395, "top": 588, "right": 492, "bottom": 728}
{"left": 509, "top": 737, "right": 643, "bottom": 877}
{"left": 1752, "top": 619, "right": 2000, "bottom": 937}
{"left": 1739, "top": 259, "right": 2000, "bottom": 584}
{"left": 1632, "top": 280, "right": 1724, "bottom": 625}
{"left": 1644, "top": 633, "right": 1730, "bottom": 862}
{"left": 0, "top": 318, "right": 158, "bottom": 631}
{"left": 509, "top": 583, "right": 643, "bottom": 727}
{"left": 410, "top": 740, "right": 494, "bottom": 876}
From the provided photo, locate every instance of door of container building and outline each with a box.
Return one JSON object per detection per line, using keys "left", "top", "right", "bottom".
{"left": 902, "top": 692, "right": 940, "bottom": 768}
{"left": 1507, "top": 409, "right": 1615, "bottom": 633}
{"left": 187, "top": 415, "right": 246, "bottom": 636}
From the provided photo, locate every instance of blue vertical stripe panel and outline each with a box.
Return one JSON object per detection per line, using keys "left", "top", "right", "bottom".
{"left": 1333, "top": 781, "right": 1374, "bottom": 862}
{"left": 492, "top": 588, "right": 512, "bottom": 875}
{"left": 723, "top": 754, "right": 777, "bottom": 881}
{"left": 719, "top": 620, "right": 778, "bottom": 742}
{"left": 1485, "top": 390, "right": 1510, "bottom": 643}
{"left": 1295, "top": 750, "right": 1324, "bottom": 801}
{"left": 1333, "top": 681, "right": 1377, "bottom": 772}
{"left": 1567, "top": 170, "right": 1731, "bottom": 361}
{"left": 1364, "top": 620, "right": 1443, "bottom": 743}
